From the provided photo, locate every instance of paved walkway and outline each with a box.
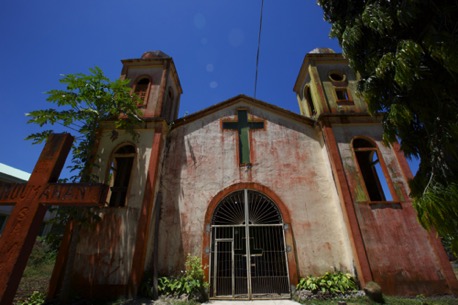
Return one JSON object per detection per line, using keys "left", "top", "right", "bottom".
{"left": 125, "top": 297, "right": 301, "bottom": 305}
{"left": 204, "top": 300, "right": 300, "bottom": 305}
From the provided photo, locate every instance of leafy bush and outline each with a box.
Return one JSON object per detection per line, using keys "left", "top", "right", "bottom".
{"left": 17, "top": 238, "right": 56, "bottom": 301}
{"left": 158, "top": 255, "right": 208, "bottom": 301}
{"left": 17, "top": 291, "right": 46, "bottom": 305}
{"left": 26, "top": 237, "right": 56, "bottom": 267}
{"left": 296, "top": 271, "right": 358, "bottom": 295}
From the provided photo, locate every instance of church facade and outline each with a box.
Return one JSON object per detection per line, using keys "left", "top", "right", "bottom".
{"left": 49, "top": 50, "right": 458, "bottom": 300}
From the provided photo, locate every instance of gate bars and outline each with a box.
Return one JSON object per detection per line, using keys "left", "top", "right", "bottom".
{"left": 209, "top": 189, "right": 290, "bottom": 299}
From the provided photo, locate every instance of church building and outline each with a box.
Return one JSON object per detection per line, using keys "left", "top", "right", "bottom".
{"left": 49, "top": 49, "right": 458, "bottom": 300}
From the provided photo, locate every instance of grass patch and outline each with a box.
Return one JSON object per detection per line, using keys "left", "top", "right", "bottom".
{"left": 14, "top": 238, "right": 56, "bottom": 304}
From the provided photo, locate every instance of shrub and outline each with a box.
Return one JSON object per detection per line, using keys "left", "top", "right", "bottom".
{"left": 27, "top": 237, "right": 56, "bottom": 267}
{"left": 17, "top": 291, "right": 46, "bottom": 305}
{"left": 158, "top": 255, "right": 208, "bottom": 301}
{"left": 296, "top": 271, "right": 358, "bottom": 295}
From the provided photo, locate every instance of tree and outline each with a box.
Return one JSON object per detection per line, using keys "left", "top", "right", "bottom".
{"left": 27, "top": 66, "right": 141, "bottom": 182}
{"left": 26, "top": 67, "right": 142, "bottom": 249}
{"left": 317, "top": 0, "right": 458, "bottom": 254}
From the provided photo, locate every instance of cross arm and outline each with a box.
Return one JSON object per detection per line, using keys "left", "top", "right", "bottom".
{"left": 39, "top": 183, "right": 109, "bottom": 206}
{"left": 0, "top": 183, "right": 109, "bottom": 206}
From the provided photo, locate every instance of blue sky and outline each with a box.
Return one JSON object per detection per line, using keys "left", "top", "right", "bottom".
{"left": 0, "top": 0, "right": 417, "bottom": 177}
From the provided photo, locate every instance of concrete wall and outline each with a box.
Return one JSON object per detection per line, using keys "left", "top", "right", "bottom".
{"left": 334, "top": 123, "right": 454, "bottom": 295}
{"left": 157, "top": 100, "right": 354, "bottom": 278}
{"left": 69, "top": 126, "right": 157, "bottom": 294}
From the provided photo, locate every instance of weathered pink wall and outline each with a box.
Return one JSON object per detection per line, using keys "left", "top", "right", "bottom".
{"left": 65, "top": 127, "right": 159, "bottom": 297}
{"left": 157, "top": 99, "right": 354, "bottom": 278}
{"left": 334, "top": 124, "right": 457, "bottom": 295}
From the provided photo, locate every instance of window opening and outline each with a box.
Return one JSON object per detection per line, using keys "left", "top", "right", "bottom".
{"left": 304, "top": 86, "right": 316, "bottom": 116}
{"left": 335, "top": 88, "right": 349, "bottom": 101}
{"left": 162, "top": 87, "right": 174, "bottom": 121}
{"left": 372, "top": 153, "right": 393, "bottom": 201}
{"left": 107, "top": 145, "right": 136, "bottom": 207}
{"left": 335, "top": 88, "right": 354, "bottom": 106}
{"left": 353, "top": 139, "right": 393, "bottom": 202}
{"left": 134, "top": 78, "right": 150, "bottom": 105}
{"left": 329, "top": 71, "right": 346, "bottom": 82}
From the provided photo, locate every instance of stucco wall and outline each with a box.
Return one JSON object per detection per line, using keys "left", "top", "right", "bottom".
{"left": 333, "top": 123, "right": 452, "bottom": 295}
{"left": 157, "top": 101, "right": 354, "bottom": 278}
{"left": 333, "top": 124, "right": 409, "bottom": 202}
{"left": 71, "top": 127, "right": 156, "bottom": 287}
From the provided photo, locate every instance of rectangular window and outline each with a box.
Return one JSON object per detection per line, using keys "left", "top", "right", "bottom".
{"left": 335, "top": 88, "right": 354, "bottom": 105}
{"left": 107, "top": 145, "right": 136, "bottom": 208}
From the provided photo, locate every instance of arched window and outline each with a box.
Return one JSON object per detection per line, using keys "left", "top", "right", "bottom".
{"left": 352, "top": 138, "right": 393, "bottom": 202}
{"left": 133, "top": 77, "right": 150, "bottom": 106}
{"left": 304, "top": 85, "right": 316, "bottom": 116}
{"left": 106, "top": 144, "right": 136, "bottom": 207}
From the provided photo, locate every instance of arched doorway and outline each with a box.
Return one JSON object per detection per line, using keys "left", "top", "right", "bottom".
{"left": 209, "top": 189, "right": 290, "bottom": 299}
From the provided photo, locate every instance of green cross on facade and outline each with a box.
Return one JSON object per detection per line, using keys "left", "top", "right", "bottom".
{"left": 222, "top": 109, "right": 264, "bottom": 165}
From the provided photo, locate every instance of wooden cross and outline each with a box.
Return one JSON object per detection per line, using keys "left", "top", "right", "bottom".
{"left": 222, "top": 109, "right": 264, "bottom": 165}
{"left": 0, "top": 133, "right": 108, "bottom": 305}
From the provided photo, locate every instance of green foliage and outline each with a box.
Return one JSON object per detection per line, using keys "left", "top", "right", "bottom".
{"left": 153, "top": 300, "right": 200, "bottom": 305}
{"left": 413, "top": 182, "right": 458, "bottom": 256}
{"left": 158, "top": 255, "right": 208, "bottom": 301}
{"left": 17, "top": 238, "right": 56, "bottom": 302}
{"left": 25, "top": 237, "right": 56, "bottom": 270}
{"left": 17, "top": 291, "right": 46, "bottom": 305}
{"left": 26, "top": 67, "right": 142, "bottom": 249}
{"left": 295, "top": 295, "right": 457, "bottom": 305}
{"left": 318, "top": 0, "right": 458, "bottom": 248}
{"left": 26, "top": 66, "right": 141, "bottom": 183}
{"left": 296, "top": 271, "right": 357, "bottom": 295}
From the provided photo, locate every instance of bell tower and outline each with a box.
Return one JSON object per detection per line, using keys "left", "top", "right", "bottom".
{"left": 120, "top": 51, "right": 182, "bottom": 122}
{"left": 50, "top": 51, "right": 184, "bottom": 300}
{"left": 293, "top": 48, "right": 368, "bottom": 118}
{"left": 293, "top": 49, "right": 458, "bottom": 296}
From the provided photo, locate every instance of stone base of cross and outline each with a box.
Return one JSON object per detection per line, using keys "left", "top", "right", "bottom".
{"left": 0, "top": 134, "right": 108, "bottom": 305}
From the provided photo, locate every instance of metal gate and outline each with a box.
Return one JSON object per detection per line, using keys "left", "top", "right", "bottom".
{"left": 209, "top": 189, "right": 290, "bottom": 299}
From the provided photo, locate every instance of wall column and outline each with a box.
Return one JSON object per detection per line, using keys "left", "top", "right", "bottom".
{"left": 128, "top": 123, "right": 166, "bottom": 296}
{"left": 320, "top": 121, "right": 373, "bottom": 287}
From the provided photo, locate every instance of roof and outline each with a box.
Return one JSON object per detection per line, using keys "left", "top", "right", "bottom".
{"left": 141, "top": 50, "right": 171, "bottom": 59}
{"left": 0, "top": 163, "right": 30, "bottom": 183}
{"left": 171, "top": 94, "right": 316, "bottom": 129}
{"left": 293, "top": 52, "right": 348, "bottom": 93}
{"left": 309, "top": 47, "right": 336, "bottom": 54}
